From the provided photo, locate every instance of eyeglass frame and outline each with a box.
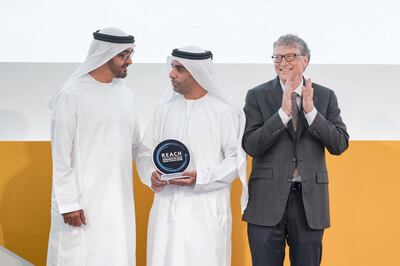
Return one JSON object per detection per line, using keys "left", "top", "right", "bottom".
{"left": 271, "top": 53, "right": 304, "bottom": 63}
{"left": 118, "top": 50, "right": 134, "bottom": 61}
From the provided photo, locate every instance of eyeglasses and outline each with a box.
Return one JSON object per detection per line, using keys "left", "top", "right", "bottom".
{"left": 271, "top": 53, "right": 303, "bottom": 63}
{"left": 118, "top": 50, "right": 134, "bottom": 61}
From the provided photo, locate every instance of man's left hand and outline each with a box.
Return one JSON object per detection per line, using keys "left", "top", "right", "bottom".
{"left": 302, "top": 78, "right": 314, "bottom": 113}
{"left": 169, "top": 170, "right": 197, "bottom": 186}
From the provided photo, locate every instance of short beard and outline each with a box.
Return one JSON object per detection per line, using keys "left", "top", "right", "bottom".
{"left": 173, "top": 85, "right": 186, "bottom": 95}
{"left": 115, "top": 71, "right": 127, "bottom": 79}
{"left": 107, "top": 61, "right": 128, "bottom": 79}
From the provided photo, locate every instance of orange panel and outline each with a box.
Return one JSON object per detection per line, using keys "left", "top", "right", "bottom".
{"left": 0, "top": 141, "right": 399, "bottom": 265}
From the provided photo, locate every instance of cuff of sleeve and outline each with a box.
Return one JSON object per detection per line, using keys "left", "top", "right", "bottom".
{"left": 304, "top": 107, "right": 317, "bottom": 125}
{"left": 193, "top": 168, "right": 209, "bottom": 192}
{"left": 278, "top": 108, "right": 291, "bottom": 125}
{"left": 58, "top": 202, "right": 82, "bottom": 215}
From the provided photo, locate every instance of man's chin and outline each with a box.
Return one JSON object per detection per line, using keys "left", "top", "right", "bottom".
{"left": 173, "top": 87, "right": 184, "bottom": 95}
{"left": 278, "top": 75, "right": 288, "bottom": 83}
{"left": 116, "top": 72, "right": 128, "bottom": 79}
{"left": 279, "top": 72, "right": 290, "bottom": 79}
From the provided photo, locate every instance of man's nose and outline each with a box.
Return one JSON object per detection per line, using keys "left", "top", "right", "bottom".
{"left": 169, "top": 69, "right": 176, "bottom": 78}
{"left": 126, "top": 56, "right": 132, "bottom": 65}
{"left": 280, "top": 58, "right": 288, "bottom": 66}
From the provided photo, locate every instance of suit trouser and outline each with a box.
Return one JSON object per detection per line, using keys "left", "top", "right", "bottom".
{"left": 247, "top": 185, "right": 324, "bottom": 266}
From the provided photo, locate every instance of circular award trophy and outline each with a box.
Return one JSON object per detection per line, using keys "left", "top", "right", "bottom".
{"left": 152, "top": 139, "right": 191, "bottom": 181}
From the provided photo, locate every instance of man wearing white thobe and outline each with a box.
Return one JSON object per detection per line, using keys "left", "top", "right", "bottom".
{"left": 136, "top": 46, "right": 247, "bottom": 266}
{"left": 47, "top": 28, "right": 140, "bottom": 266}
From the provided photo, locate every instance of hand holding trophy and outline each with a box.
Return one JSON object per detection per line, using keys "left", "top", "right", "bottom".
{"left": 152, "top": 139, "right": 191, "bottom": 181}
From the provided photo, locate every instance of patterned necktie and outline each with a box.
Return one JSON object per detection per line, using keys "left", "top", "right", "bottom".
{"left": 291, "top": 92, "right": 300, "bottom": 179}
{"left": 291, "top": 92, "right": 299, "bottom": 131}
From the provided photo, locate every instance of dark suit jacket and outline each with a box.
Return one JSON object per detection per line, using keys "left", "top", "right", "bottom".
{"left": 242, "top": 77, "right": 349, "bottom": 229}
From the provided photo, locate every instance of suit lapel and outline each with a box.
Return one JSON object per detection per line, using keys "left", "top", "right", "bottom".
{"left": 313, "top": 93, "right": 319, "bottom": 110}
{"left": 298, "top": 82, "right": 319, "bottom": 137}
{"left": 265, "top": 77, "right": 283, "bottom": 112}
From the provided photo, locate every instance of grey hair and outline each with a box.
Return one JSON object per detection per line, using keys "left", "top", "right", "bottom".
{"left": 273, "top": 34, "right": 311, "bottom": 61}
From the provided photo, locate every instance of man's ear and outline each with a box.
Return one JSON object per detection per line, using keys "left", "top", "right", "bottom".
{"left": 303, "top": 56, "right": 310, "bottom": 70}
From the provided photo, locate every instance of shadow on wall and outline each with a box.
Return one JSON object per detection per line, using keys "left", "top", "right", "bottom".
{"left": 0, "top": 110, "right": 29, "bottom": 140}
{"left": 0, "top": 142, "right": 52, "bottom": 265}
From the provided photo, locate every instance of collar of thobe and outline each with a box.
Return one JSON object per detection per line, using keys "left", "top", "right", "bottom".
{"left": 86, "top": 74, "right": 114, "bottom": 87}
{"left": 182, "top": 92, "right": 209, "bottom": 103}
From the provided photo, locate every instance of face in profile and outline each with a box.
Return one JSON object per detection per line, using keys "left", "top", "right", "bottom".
{"left": 107, "top": 48, "right": 133, "bottom": 79}
{"left": 169, "top": 60, "right": 197, "bottom": 95}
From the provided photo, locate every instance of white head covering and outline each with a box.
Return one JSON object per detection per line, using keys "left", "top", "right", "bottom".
{"left": 48, "top": 27, "right": 135, "bottom": 109}
{"left": 161, "top": 45, "right": 248, "bottom": 211}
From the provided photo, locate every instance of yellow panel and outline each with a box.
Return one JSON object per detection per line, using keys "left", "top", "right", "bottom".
{"left": 0, "top": 142, "right": 52, "bottom": 265}
{"left": 0, "top": 141, "right": 399, "bottom": 265}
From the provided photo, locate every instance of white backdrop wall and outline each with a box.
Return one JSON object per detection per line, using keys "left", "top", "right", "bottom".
{"left": 0, "top": 63, "right": 399, "bottom": 140}
{"left": 0, "top": 0, "right": 399, "bottom": 64}
{"left": 1, "top": 0, "right": 399, "bottom": 140}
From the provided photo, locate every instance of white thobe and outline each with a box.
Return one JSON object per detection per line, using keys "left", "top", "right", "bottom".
{"left": 137, "top": 93, "right": 240, "bottom": 266}
{"left": 47, "top": 74, "right": 140, "bottom": 266}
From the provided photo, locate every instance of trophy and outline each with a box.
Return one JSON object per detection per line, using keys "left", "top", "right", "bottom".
{"left": 152, "top": 139, "right": 191, "bottom": 181}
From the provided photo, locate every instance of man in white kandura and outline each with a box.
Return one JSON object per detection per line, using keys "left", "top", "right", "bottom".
{"left": 136, "top": 46, "right": 248, "bottom": 266}
{"left": 47, "top": 27, "right": 140, "bottom": 266}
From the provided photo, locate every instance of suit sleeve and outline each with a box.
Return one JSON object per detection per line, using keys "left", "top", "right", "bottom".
{"left": 242, "top": 89, "right": 286, "bottom": 158}
{"left": 51, "top": 92, "right": 82, "bottom": 214}
{"left": 308, "top": 90, "right": 349, "bottom": 155}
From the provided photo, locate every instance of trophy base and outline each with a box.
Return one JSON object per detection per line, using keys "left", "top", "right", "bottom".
{"left": 161, "top": 172, "right": 184, "bottom": 181}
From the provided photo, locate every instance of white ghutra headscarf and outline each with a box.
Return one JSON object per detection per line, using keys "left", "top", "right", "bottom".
{"left": 48, "top": 27, "right": 135, "bottom": 109}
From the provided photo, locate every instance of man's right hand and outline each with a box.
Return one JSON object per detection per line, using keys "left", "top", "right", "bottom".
{"left": 282, "top": 79, "right": 294, "bottom": 115}
{"left": 62, "top": 209, "right": 86, "bottom": 227}
{"left": 151, "top": 170, "right": 168, "bottom": 192}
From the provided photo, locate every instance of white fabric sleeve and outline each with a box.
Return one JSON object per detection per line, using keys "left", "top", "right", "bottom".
{"left": 131, "top": 96, "right": 141, "bottom": 159}
{"left": 136, "top": 110, "right": 159, "bottom": 190}
{"left": 194, "top": 109, "right": 240, "bottom": 193}
{"left": 304, "top": 106, "right": 317, "bottom": 125}
{"left": 278, "top": 107, "right": 291, "bottom": 126}
{"left": 51, "top": 92, "right": 82, "bottom": 214}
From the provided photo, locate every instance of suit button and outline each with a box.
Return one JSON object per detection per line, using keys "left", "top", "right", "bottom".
{"left": 292, "top": 158, "right": 297, "bottom": 162}
{"left": 312, "top": 130, "right": 318, "bottom": 135}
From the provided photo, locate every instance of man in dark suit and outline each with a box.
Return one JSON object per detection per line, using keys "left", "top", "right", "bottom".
{"left": 242, "top": 34, "right": 349, "bottom": 266}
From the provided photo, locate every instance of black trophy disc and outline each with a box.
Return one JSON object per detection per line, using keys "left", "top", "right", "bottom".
{"left": 152, "top": 139, "right": 190, "bottom": 175}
